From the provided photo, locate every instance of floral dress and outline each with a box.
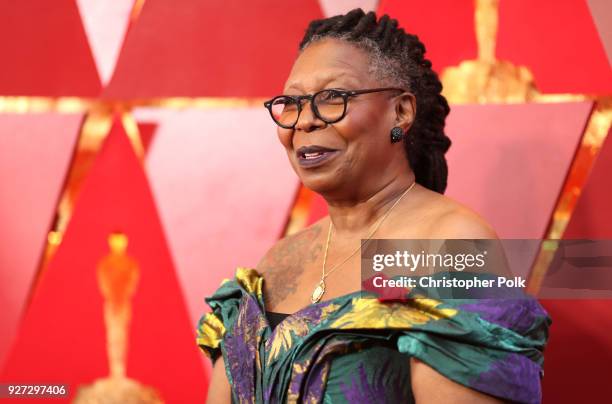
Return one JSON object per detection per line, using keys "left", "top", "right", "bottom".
{"left": 196, "top": 267, "right": 550, "bottom": 403}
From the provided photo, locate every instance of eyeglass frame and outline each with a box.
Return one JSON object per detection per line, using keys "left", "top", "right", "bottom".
{"left": 263, "top": 87, "right": 408, "bottom": 129}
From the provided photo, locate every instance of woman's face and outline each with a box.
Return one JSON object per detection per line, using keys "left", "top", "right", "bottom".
{"left": 278, "top": 38, "right": 414, "bottom": 198}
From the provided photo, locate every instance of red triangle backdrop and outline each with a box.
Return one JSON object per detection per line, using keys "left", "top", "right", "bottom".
{"left": 105, "top": 0, "right": 324, "bottom": 97}
{"left": 0, "top": 0, "right": 100, "bottom": 96}
{"left": 1, "top": 118, "right": 207, "bottom": 403}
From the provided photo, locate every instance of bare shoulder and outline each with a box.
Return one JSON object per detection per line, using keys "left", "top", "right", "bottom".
{"left": 420, "top": 190, "right": 498, "bottom": 239}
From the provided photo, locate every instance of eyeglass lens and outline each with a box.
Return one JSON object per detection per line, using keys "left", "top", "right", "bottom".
{"left": 270, "top": 90, "right": 346, "bottom": 128}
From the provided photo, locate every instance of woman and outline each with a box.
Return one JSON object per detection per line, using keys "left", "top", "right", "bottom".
{"left": 197, "top": 9, "right": 550, "bottom": 404}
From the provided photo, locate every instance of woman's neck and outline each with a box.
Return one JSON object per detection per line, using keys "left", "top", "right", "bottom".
{"left": 325, "top": 173, "right": 416, "bottom": 237}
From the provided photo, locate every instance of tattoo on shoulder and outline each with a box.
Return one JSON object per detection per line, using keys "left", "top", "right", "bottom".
{"left": 258, "top": 224, "right": 323, "bottom": 309}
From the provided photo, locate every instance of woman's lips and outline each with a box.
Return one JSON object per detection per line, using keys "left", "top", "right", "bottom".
{"left": 296, "top": 145, "right": 340, "bottom": 168}
{"left": 297, "top": 150, "right": 339, "bottom": 167}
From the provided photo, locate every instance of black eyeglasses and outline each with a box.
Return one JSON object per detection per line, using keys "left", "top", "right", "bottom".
{"left": 263, "top": 87, "right": 406, "bottom": 129}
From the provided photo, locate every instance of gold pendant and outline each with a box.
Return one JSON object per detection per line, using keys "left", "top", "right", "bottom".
{"left": 311, "top": 280, "right": 326, "bottom": 304}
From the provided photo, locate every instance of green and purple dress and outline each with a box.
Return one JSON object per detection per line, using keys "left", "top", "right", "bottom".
{"left": 196, "top": 267, "right": 550, "bottom": 403}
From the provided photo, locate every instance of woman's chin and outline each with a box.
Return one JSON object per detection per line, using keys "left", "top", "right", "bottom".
{"left": 299, "top": 172, "right": 344, "bottom": 195}
{"left": 290, "top": 151, "right": 348, "bottom": 195}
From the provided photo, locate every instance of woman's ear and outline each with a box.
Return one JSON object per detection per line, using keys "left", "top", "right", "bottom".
{"left": 395, "top": 92, "right": 416, "bottom": 132}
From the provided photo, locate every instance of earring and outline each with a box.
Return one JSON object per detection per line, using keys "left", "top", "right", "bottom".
{"left": 390, "top": 126, "right": 404, "bottom": 143}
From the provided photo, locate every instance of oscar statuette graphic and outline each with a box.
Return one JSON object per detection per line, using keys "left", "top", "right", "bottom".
{"left": 73, "top": 232, "right": 163, "bottom": 404}
{"left": 441, "top": 0, "right": 537, "bottom": 103}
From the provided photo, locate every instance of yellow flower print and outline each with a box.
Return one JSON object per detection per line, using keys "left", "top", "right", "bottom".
{"left": 235, "top": 267, "right": 263, "bottom": 296}
{"left": 331, "top": 297, "right": 457, "bottom": 329}
{"left": 268, "top": 304, "right": 340, "bottom": 364}
{"left": 196, "top": 312, "right": 226, "bottom": 351}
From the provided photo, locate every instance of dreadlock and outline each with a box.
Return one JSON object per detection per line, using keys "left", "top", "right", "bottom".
{"left": 299, "top": 8, "right": 452, "bottom": 194}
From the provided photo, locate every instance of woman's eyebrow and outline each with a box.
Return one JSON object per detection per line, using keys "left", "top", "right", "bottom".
{"left": 284, "top": 72, "right": 361, "bottom": 94}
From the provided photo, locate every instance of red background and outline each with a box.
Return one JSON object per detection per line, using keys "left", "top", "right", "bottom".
{"left": 0, "top": 0, "right": 610, "bottom": 402}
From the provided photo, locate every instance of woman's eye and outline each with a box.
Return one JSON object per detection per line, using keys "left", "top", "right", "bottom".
{"left": 274, "top": 98, "right": 291, "bottom": 105}
{"left": 319, "top": 91, "right": 343, "bottom": 103}
{"left": 274, "top": 98, "right": 297, "bottom": 109}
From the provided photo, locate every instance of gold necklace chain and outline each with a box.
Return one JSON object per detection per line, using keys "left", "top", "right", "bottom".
{"left": 311, "top": 181, "right": 417, "bottom": 303}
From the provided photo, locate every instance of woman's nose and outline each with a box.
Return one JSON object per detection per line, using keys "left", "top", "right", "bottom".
{"left": 294, "top": 100, "right": 326, "bottom": 133}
